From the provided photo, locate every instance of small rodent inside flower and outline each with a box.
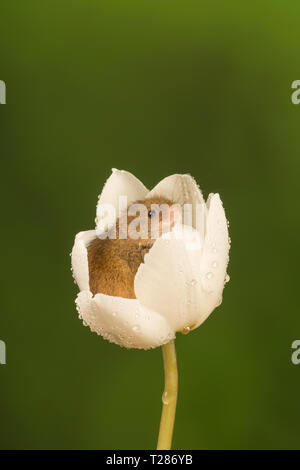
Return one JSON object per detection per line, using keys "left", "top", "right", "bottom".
{"left": 87, "top": 196, "right": 178, "bottom": 299}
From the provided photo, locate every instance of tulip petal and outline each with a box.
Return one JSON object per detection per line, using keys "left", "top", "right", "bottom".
{"left": 193, "top": 193, "right": 230, "bottom": 327}
{"left": 75, "top": 291, "right": 175, "bottom": 349}
{"left": 147, "top": 174, "right": 205, "bottom": 231}
{"left": 71, "top": 230, "right": 97, "bottom": 291}
{"left": 96, "top": 169, "right": 149, "bottom": 232}
{"left": 134, "top": 199, "right": 230, "bottom": 333}
{"left": 134, "top": 225, "right": 206, "bottom": 332}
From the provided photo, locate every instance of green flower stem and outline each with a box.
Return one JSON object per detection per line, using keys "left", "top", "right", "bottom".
{"left": 156, "top": 340, "right": 178, "bottom": 450}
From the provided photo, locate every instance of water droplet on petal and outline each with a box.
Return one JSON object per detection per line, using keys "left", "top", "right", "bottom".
{"left": 182, "top": 326, "right": 191, "bottom": 335}
{"left": 132, "top": 325, "right": 140, "bottom": 332}
{"left": 206, "top": 272, "right": 213, "bottom": 280}
{"left": 225, "top": 274, "right": 230, "bottom": 283}
{"left": 211, "top": 261, "right": 218, "bottom": 269}
{"left": 190, "top": 279, "right": 197, "bottom": 286}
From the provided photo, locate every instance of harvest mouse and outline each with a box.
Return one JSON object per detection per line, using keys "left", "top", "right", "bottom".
{"left": 87, "top": 196, "right": 178, "bottom": 299}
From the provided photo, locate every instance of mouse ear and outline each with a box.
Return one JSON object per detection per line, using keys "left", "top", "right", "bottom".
{"left": 146, "top": 174, "right": 205, "bottom": 231}
{"left": 96, "top": 169, "right": 149, "bottom": 234}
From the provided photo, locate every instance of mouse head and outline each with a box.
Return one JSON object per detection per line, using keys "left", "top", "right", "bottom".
{"left": 118, "top": 196, "right": 182, "bottom": 244}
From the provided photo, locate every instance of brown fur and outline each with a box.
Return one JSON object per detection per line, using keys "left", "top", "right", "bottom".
{"left": 87, "top": 196, "right": 173, "bottom": 298}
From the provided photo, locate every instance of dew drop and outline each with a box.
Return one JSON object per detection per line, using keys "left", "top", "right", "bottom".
{"left": 190, "top": 279, "right": 197, "bottom": 286}
{"left": 182, "top": 326, "right": 191, "bottom": 335}
{"left": 162, "top": 391, "right": 169, "bottom": 405}
{"left": 211, "top": 261, "right": 218, "bottom": 269}
{"left": 206, "top": 272, "right": 213, "bottom": 280}
{"left": 132, "top": 325, "right": 140, "bottom": 332}
{"left": 225, "top": 274, "right": 230, "bottom": 283}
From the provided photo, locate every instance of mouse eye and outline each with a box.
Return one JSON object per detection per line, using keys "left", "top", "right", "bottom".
{"left": 148, "top": 210, "right": 156, "bottom": 218}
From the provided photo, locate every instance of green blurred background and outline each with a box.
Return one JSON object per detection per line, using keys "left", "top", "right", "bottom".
{"left": 0, "top": 0, "right": 299, "bottom": 449}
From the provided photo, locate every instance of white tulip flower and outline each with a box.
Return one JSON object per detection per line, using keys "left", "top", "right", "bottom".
{"left": 71, "top": 168, "right": 230, "bottom": 449}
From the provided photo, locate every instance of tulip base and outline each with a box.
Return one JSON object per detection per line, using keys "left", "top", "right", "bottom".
{"left": 156, "top": 340, "right": 178, "bottom": 450}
